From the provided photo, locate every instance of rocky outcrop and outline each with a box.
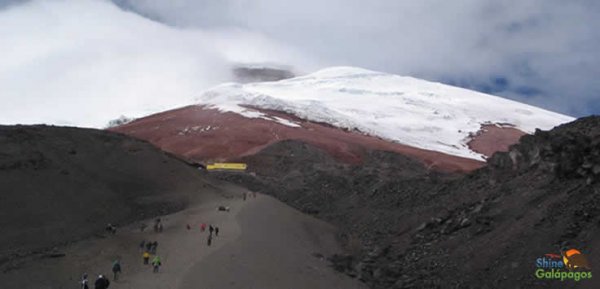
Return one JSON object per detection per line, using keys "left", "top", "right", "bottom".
{"left": 489, "top": 116, "right": 600, "bottom": 184}
{"left": 232, "top": 65, "right": 295, "bottom": 83}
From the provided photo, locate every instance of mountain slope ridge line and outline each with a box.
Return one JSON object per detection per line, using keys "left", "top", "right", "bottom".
{"left": 195, "top": 66, "right": 573, "bottom": 160}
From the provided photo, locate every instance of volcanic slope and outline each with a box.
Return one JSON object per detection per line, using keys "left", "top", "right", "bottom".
{"left": 214, "top": 116, "right": 600, "bottom": 289}
{"left": 111, "top": 106, "right": 484, "bottom": 172}
{"left": 0, "top": 125, "right": 219, "bottom": 265}
{"left": 112, "top": 66, "right": 572, "bottom": 173}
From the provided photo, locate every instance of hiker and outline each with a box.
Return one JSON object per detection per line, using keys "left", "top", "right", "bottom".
{"left": 243, "top": 192, "right": 247, "bottom": 201}
{"left": 186, "top": 224, "right": 191, "bottom": 230}
{"left": 154, "top": 218, "right": 161, "bottom": 233}
{"left": 145, "top": 241, "right": 152, "bottom": 252}
{"left": 151, "top": 241, "right": 158, "bottom": 254}
{"left": 81, "top": 273, "right": 89, "bottom": 289}
{"left": 215, "top": 226, "right": 219, "bottom": 236}
{"left": 94, "top": 275, "right": 110, "bottom": 289}
{"left": 139, "top": 240, "right": 146, "bottom": 251}
{"left": 105, "top": 224, "right": 116, "bottom": 235}
{"left": 112, "top": 260, "right": 121, "bottom": 281}
{"left": 207, "top": 234, "right": 212, "bottom": 246}
{"left": 200, "top": 223, "right": 206, "bottom": 232}
{"left": 143, "top": 251, "right": 150, "bottom": 265}
{"left": 209, "top": 225, "right": 214, "bottom": 235}
{"left": 151, "top": 256, "right": 162, "bottom": 273}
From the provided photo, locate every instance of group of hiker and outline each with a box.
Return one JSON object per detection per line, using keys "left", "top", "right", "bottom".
{"left": 198, "top": 223, "right": 219, "bottom": 235}
{"left": 205, "top": 224, "right": 219, "bottom": 246}
{"left": 80, "top": 255, "right": 158, "bottom": 289}
{"left": 140, "top": 240, "right": 162, "bottom": 272}
{"left": 140, "top": 240, "right": 159, "bottom": 254}
{"left": 80, "top": 273, "right": 111, "bottom": 289}
{"left": 79, "top": 191, "right": 257, "bottom": 288}
{"left": 81, "top": 220, "right": 165, "bottom": 288}
{"left": 189, "top": 222, "right": 220, "bottom": 246}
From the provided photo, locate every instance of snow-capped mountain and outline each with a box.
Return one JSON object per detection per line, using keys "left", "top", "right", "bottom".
{"left": 196, "top": 66, "right": 574, "bottom": 161}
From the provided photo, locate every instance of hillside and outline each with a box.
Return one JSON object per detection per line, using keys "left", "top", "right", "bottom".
{"left": 111, "top": 105, "right": 483, "bottom": 172}
{"left": 213, "top": 116, "right": 600, "bottom": 289}
{"left": 0, "top": 125, "right": 219, "bottom": 268}
{"left": 112, "top": 67, "right": 572, "bottom": 174}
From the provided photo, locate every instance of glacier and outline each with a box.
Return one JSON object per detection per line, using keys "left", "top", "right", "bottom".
{"left": 196, "top": 66, "right": 574, "bottom": 160}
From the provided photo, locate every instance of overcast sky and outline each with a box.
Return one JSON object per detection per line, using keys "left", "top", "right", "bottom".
{"left": 1, "top": 0, "right": 598, "bottom": 127}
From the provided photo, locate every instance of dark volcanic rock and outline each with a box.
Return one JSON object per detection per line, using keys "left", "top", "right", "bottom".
{"left": 232, "top": 65, "right": 295, "bottom": 83}
{"left": 0, "top": 125, "right": 218, "bottom": 267}
{"left": 214, "top": 116, "right": 600, "bottom": 289}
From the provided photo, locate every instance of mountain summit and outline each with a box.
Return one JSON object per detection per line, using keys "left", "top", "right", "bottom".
{"left": 112, "top": 67, "right": 573, "bottom": 172}
{"left": 197, "top": 66, "right": 573, "bottom": 160}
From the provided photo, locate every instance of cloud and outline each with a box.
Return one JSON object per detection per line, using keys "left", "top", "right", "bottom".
{"left": 114, "top": 0, "right": 600, "bottom": 117}
{"left": 1, "top": 0, "right": 598, "bottom": 128}
{"left": 0, "top": 0, "right": 313, "bottom": 127}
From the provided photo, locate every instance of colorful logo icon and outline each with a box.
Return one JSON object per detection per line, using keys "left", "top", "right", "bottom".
{"left": 534, "top": 248, "right": 592, "bottom": 282}
{"left": 562, "top": 249, "right": 591, "bottom": 271}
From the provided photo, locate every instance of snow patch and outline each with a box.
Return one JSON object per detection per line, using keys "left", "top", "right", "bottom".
{"left": 270, "top": 116, "right": 302, "bottom": 128}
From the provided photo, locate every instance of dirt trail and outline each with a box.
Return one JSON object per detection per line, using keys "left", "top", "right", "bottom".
{"left": 2, "top": 185, "right": 365, "bottom": 289}
{"left": 179, "top": 193, "right": 367, "bottom": 289}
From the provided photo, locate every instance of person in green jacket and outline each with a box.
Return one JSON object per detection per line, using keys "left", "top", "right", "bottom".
{"left": 112, "top": 259, "right": 121, "bottom": 281}
{"left": 151, "top": 256, "right": 162, "bottom": 273}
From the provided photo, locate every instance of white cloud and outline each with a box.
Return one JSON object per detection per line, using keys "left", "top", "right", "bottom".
{"left": 1, "top": 0, "right": 598, "bottom": 128}
{"left": 115, "top": 0, "right": 600, "bottom": 117}
{"left": 0, "top": 0, "right": 314, "bottom": 127}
